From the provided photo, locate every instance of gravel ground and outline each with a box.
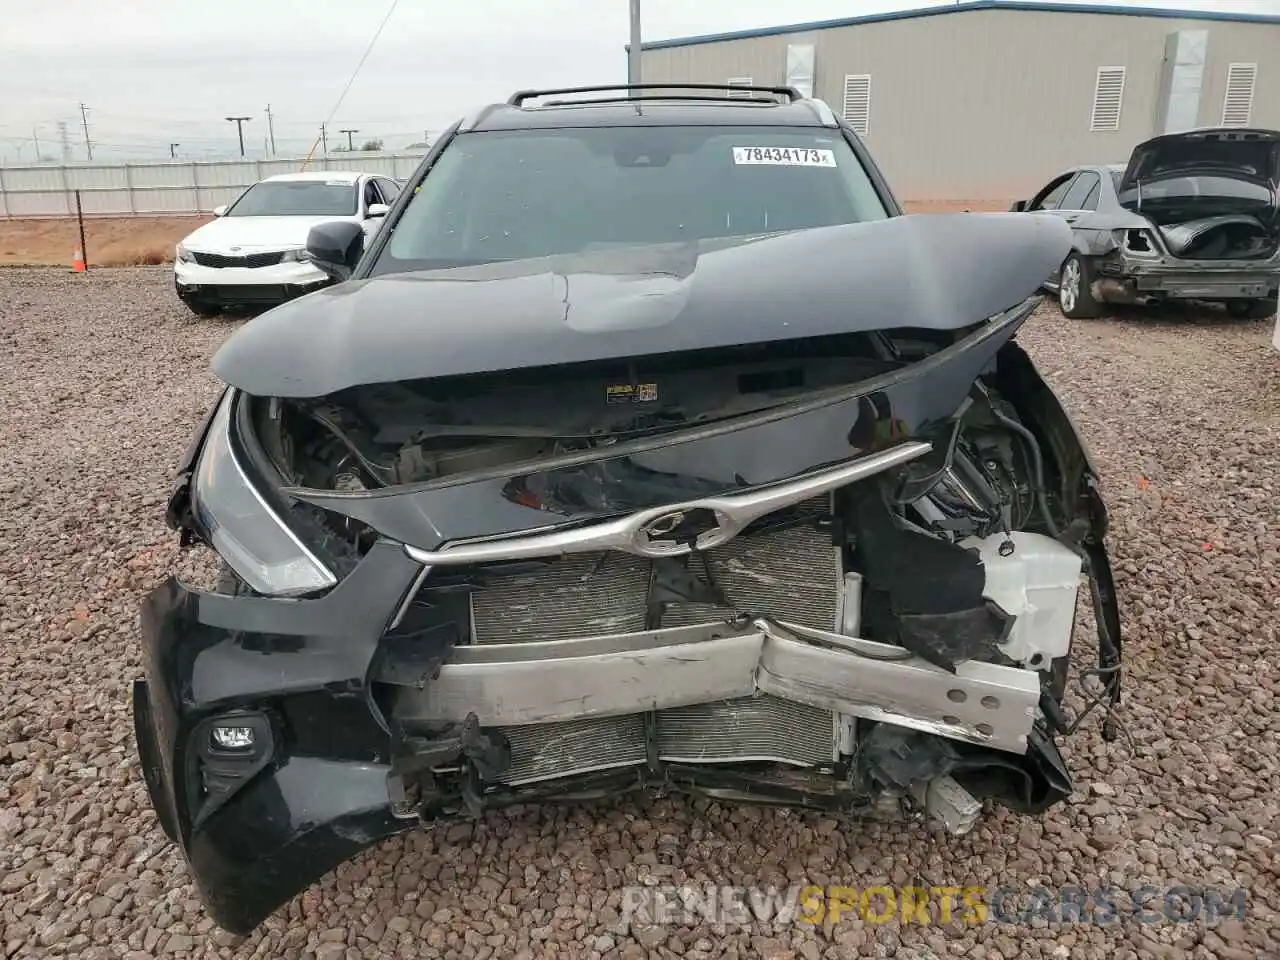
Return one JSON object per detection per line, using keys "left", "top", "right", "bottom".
{"left": 1, "top": 266, "right": 1278, "bottom": 960}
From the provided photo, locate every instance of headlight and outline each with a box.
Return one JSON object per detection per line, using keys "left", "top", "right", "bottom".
{"left": 190, "top": 391, "right": 337, "bottom": 597}
{"left": 280, "top": 248, "right": 310, "bottom": 263}
{"left": 176, "top": 243, "right": 196, "bottom": 263}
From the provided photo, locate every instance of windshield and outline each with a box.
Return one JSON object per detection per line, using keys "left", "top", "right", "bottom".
{"left": 375, "top": 125, "right": 889, "bottom": 274}
{"left": 226, "top": 180, "right": 358, "bottom": 217}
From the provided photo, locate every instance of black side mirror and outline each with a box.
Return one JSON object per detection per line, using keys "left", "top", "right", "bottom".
{"left": 306, "top": 221, "right": 365, "bottom": 281}
{"left": 1009, "top": 199, "right": 1028, "bottom": 212}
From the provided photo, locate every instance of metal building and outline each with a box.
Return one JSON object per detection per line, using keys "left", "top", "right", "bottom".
{"left": 637, "top": 0, "right": 1280, "bottom": 202}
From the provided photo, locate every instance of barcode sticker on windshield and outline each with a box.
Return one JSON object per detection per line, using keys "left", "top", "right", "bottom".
{"left": 732, "top": 147, "right": 836, "bottom": 167}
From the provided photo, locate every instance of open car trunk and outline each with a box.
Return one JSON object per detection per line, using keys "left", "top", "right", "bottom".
{"left": 1117, "top": 127, "right": 1280, "bottom": 261}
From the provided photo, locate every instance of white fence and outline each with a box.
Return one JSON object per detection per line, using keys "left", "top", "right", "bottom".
{"left": 0, "top": 153, "right": 428, "bottom": 218}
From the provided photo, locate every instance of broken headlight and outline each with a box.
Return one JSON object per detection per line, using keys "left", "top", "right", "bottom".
{"left": 189, "top": 390, "right": 337, "bottom": 597}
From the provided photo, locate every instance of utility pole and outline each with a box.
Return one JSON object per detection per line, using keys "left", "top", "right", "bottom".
{"left": 341, "top": 128, "right": 359, "bottom": 151}
{"left": 169, "top": 143, "right": 180, "bottom": 159}
{"left": 320, "top": 123, "right": 329, "bottom": 156}
{"left": 265, "top": 104, "right": 276, "bottom": 156}
{"left": 628, "top": 0, "right": 642, "bottom": 93}
{"left": 32, "top": 126, "right": 41, "bottom": 161}
{"left": 79, "top": 103, "right": 93, "bottom": 160}
{"left": 57, "top": 121, "right": 71, "bottom": 162}
{"left": 226, "top": 116, "right": 252, "bottom": 157}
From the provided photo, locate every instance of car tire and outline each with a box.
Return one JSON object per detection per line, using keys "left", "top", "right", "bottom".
{"left": 1057, "top": 253, "right": 1102, "bottom": 319}
{"left": 1225, "top": 296, "right": 1278, "bottom": 320}
{"left": 182, "top": 297, "right": 222, "bottom": 318}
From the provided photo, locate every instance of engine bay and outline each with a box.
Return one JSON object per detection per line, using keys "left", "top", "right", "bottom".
{"left": 251, "top": 330, "right": 923, "bottom": 491}
{"left": 233, "top": 325, "right": 1123, "bottom": 821}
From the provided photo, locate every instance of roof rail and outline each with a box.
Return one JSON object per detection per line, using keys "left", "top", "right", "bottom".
{"left": 507, "top": 83, "right": 803, "bottom": 107}
{"left": 542, "top": 94, "right": 782, "bottom": 108}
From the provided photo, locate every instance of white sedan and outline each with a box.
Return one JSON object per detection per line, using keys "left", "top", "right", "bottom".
{"left": 174, "top": 171, "right": 401, "bottom": 316}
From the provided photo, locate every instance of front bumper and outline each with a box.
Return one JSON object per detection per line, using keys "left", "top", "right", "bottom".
{"left": 133, "top": 541, "right": 426, "bottom": 934}
{"left": 1102, "top": 256, "right": 1280, "bottom": 302}
{"left": 174, "top": 259, "right": 331, "bottom": 305}
{"left": 134, "top": 534, "right": 1075, "bottom": 934}
{"left": 393, "top": 620, "right": 1041, "bottom": 754}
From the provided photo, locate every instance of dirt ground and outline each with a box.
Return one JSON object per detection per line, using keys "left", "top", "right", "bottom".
{"left": 0, "top": 216, "right": 212, "bottom": 268}
{"left": 0, "top": 201, "right": 1009, "bottom": 268}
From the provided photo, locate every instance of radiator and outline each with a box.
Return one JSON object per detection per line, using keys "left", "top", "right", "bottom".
{"left": 658, "top": 518, "right": 842, "bottom": 631}
{"left": 498, "top": 695, "right": 837, "bottom": 786}
{"left": 469, "top": 500, "right": 841, "bottom": 642}
{"left": 469, "top": 551, "right": 650, "bottom": 643}
{"left": 470, "top": 510, "right": 843, "bottom": 786}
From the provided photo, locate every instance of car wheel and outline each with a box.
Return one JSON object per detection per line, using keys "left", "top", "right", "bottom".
{"left": 182, "top": 297, "right": 222, "bottom": 318}
{"left": 1057, "top": 254, "right": 1102, "bottom": 319}
{"left": 1225, "top": 296, "right": 1278, "bottom": 320}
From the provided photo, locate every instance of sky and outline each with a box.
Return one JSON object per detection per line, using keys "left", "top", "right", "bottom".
{"left": 1, "top": 0, "right": 1278, "bottom": 163}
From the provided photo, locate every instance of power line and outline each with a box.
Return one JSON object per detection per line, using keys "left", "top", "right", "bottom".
{"left": 74, "top": 110, "right": 434, "bottom": 128}
{"left": 302, "top": 0, "right": 400, "bottom": 168}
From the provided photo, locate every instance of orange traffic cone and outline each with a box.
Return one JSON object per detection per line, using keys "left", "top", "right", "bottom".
{"left": 72, "top": 249, "right": 86, "bottom": 273}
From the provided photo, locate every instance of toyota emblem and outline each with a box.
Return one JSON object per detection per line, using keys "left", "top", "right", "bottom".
{"left": 642, "top": 511, "right": 687, "bottom": 539}
{"left": 633, "top": 507, "right": 727, "bottom": 555}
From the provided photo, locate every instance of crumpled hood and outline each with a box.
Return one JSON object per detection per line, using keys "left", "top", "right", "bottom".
{"left": 212, "top": 211, "right": 1071, "bottom": 399}
{"left": 181, "top": 215, "right": 349, "bottom": 253}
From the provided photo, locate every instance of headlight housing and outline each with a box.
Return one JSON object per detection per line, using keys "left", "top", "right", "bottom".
{"left": 190, "top": 391, "right": 337, "bottom": 597}
{"left": 176, "top": 243, "right": 196, "bottom": 263}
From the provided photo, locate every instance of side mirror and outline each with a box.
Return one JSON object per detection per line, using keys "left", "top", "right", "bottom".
{"left": 212, "top": 205, "right": 228, "bottom": 217}
{"left": 306, "top": 221, "right": 365, "bottom": 282}
{"left": 366, "top": 203, "right": 390, "bottom": 219}
{"left": 1009, "top": 200, "right": 1027, "bottom": 213}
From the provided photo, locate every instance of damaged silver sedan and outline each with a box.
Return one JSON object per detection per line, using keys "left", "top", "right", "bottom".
{"left": 133, "top": 83, "right": 1124, "bottom": 935}
{"left": 1014, "top": 127, "right": 1280, "bottom": 319}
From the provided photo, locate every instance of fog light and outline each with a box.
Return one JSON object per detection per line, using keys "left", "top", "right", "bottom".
{"left": 189, "top": 711, "right": 275, "bottom": 827}
{"left": 210, "top": 725, "right": 256, "bottom": 751}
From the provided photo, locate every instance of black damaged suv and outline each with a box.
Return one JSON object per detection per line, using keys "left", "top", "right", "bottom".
{"left": 135, "top": 84, "right": 1122, "bottom": 934}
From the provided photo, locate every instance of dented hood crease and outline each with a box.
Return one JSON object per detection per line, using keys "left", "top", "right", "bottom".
{"left": 211, "top": 212, "right": 1072, "bottom": 399}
